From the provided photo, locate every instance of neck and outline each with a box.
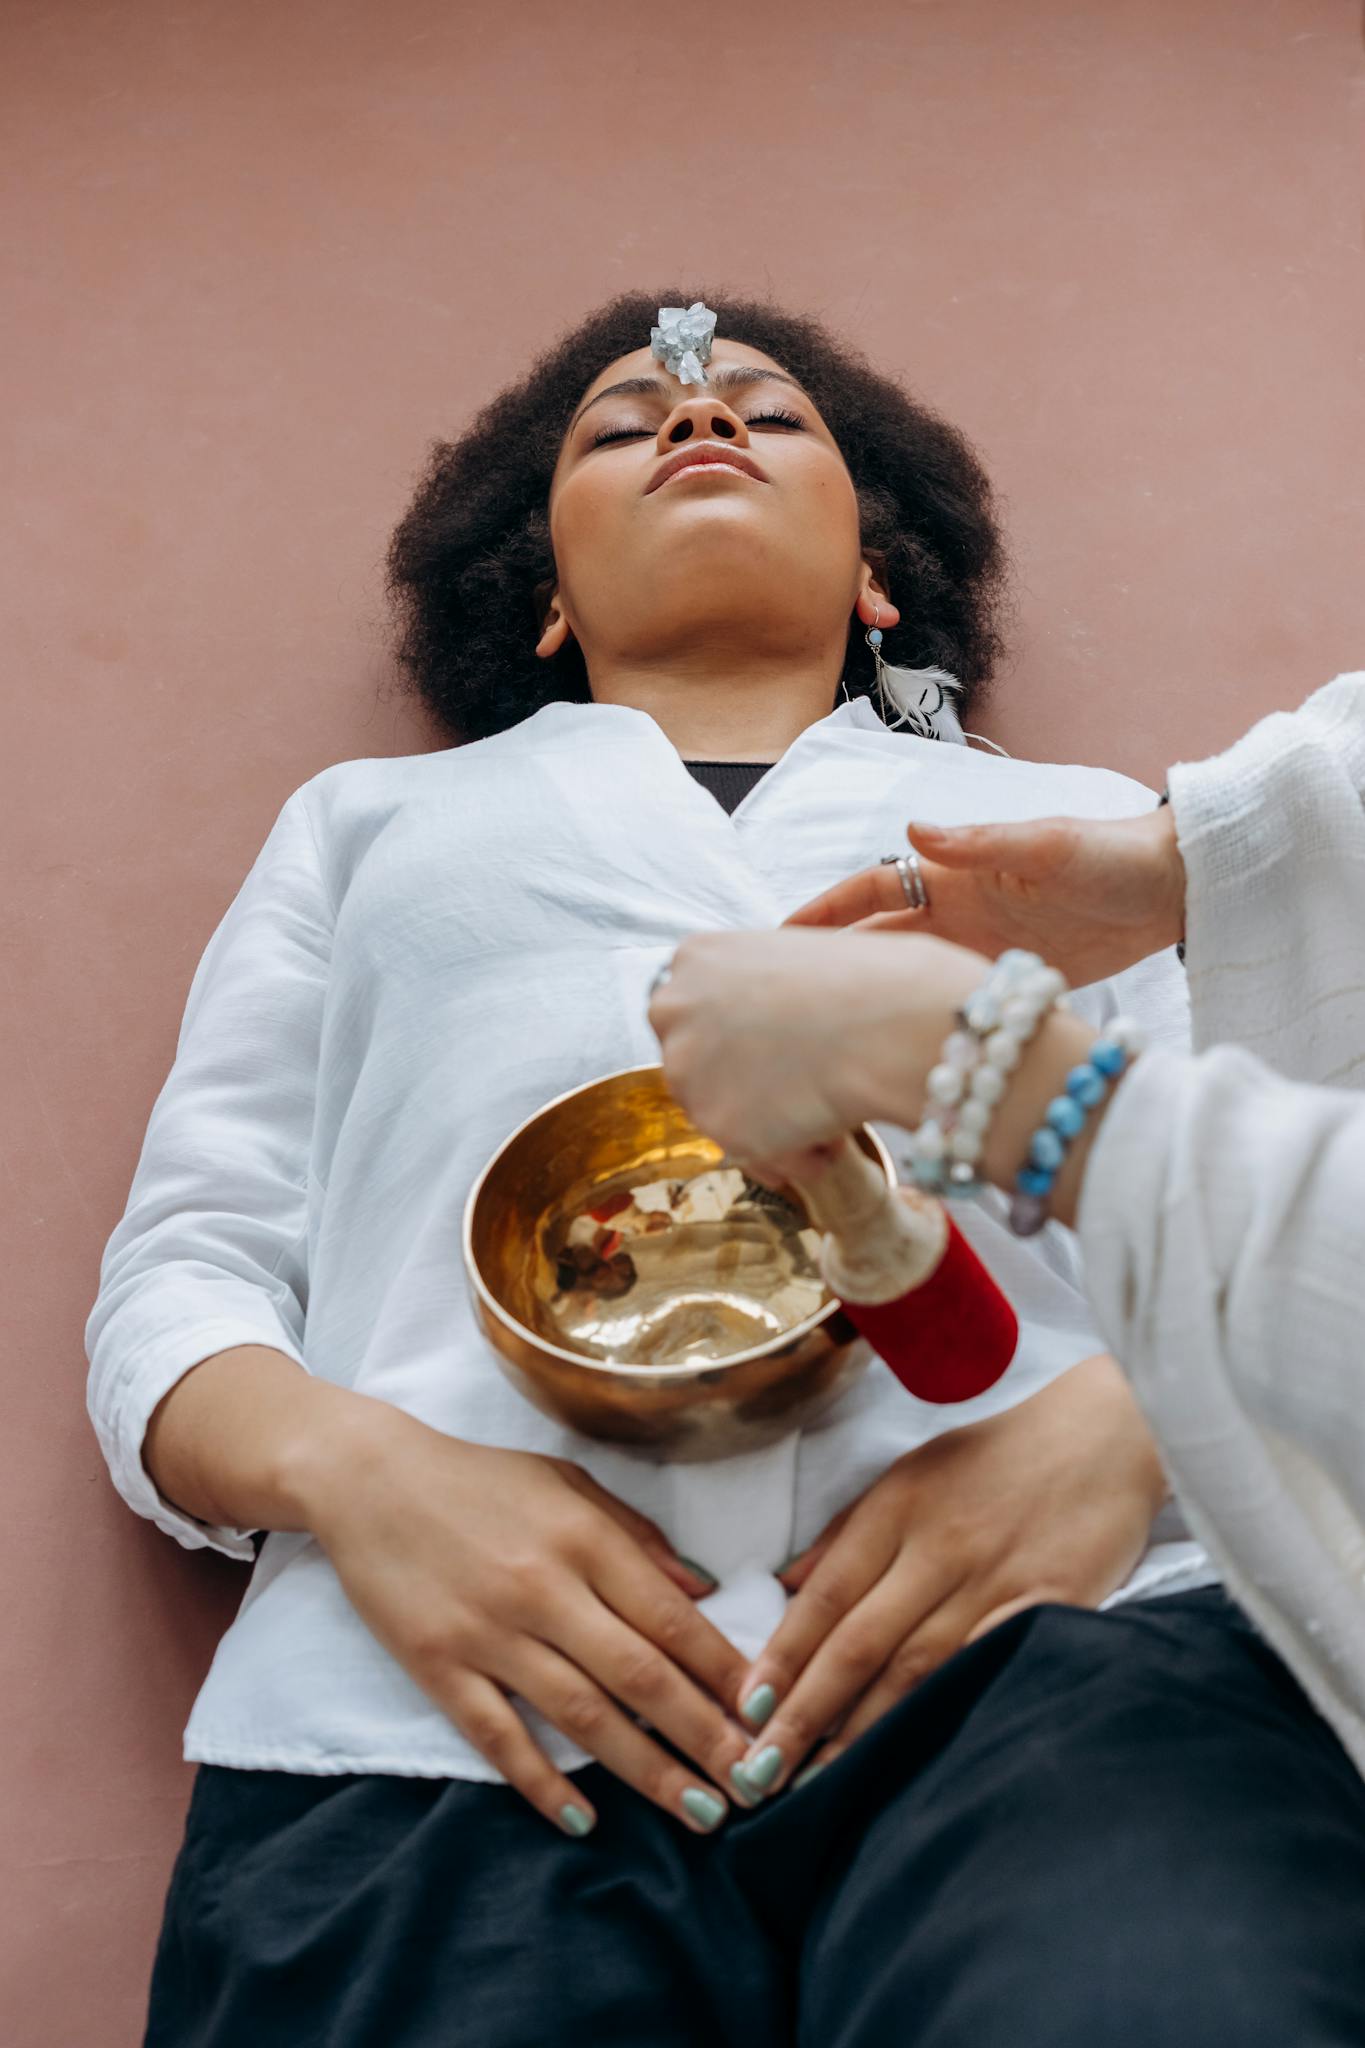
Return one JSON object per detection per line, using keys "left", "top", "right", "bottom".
{"left": 585, "top": 647, "right": 842, "bottom": 760}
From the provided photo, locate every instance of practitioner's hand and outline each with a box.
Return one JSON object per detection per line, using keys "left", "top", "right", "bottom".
{"left": 788, "top": 806, "right": 1186, "bottom": 986}
{"left": 731, "top": 1356, "right": 1167, "bottom": 1797}
{"left": 652, "top": 928, "right": 984, "bottom": 1173}
{"left": 302, "top": 1416, "right": 752, "bottom": 1837}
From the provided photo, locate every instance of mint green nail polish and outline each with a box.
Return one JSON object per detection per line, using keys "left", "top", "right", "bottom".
{"left": 792, "top": 1761, "right": 827, "bottom": 1792}
{"left": 677, "top": 1556, "right": 719, "bottom": 1590}
{"left": 740, "top": 1682, "right": 777, "bottom": 1728}
{"left": 729, "top": 1763, "right": 761, "bottom": 1806}
{"left": 681, "top": 1787, "right": 727, "bottom": 1832}
{"left": 738, "top": 1745, "right": 783, "bottom": 1793}
{"left": 559, "top": 1802, "right": 594, "bottom": 1838}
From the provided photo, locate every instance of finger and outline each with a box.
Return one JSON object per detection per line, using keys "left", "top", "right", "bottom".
{"left": 965, "top": 1587, "right": 1065, "bottom": 1642}
{"left": 743, "top": 1512, "right": 893, "bottom": 1729}
{"left": 511, "top": 1641, "right": 734, "bottom": 1834}
{"left": 758, "top": 1141, "right": 843, "bottom": 1198}
{"left": 789, "top": 862, "right": 1008, "bottom": 955}
{"left": 852, "top": 908, "right": 934, "bottom": 935}
{"left": 776, "top": 1505, "right": 854, "bottom": 1592}
{"left": 812, "top": 1593, "right": 981, "bottom": 1760}
{"left": 784, "top": 864, "right": 906, "bottom": 928}
{"left": 593, "top": 1547, "right": 750, "bottom": 1716}
{"left": 443, "top": 1671, "right": 601, "bottom": 1838}
{"left": 556, "top": 1464, "right": 718, "bottom": 1598}
{"left": 906, "top": 817, "right": 1070, "bottom": 877}
{"left": 556, "top": 1597, "right": 751, "bottom": 1792}
{"left": 733, "top": 1567, "right": 960, "bottom": 1797}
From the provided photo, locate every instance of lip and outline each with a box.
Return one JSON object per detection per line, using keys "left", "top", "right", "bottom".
{"left": 646, "top": 443, "right": 769, "bottom": 494}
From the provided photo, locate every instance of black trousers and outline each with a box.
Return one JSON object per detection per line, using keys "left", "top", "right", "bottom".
{"left": 145, "top": 1591, "right": 1365, "bottom": 2047}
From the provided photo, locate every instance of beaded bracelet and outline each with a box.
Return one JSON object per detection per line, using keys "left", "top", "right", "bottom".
{"left": 1008, "top": 1017, "right": 1145, "bottom": 1236}
{"left": 908, "top": 950, "right": 1068, "bottom": 1198}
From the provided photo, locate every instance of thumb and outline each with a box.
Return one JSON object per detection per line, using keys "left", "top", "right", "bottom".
{"left": 907, "top": 817, "right": 1072, "bottom": 878}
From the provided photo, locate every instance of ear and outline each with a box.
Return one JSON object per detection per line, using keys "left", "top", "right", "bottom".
{"left": 854, "top": 559, "right": 900, "bottom": 631}
{"left": 535, "top": 588, "right": 573, "bottom": 661}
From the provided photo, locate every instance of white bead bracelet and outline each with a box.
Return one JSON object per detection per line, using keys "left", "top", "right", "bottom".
{"left": 908, "top": 951, "right": 1068, "bottom": 1197}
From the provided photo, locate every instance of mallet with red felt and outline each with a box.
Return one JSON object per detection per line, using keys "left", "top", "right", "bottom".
{"left": 789, "top": 1135, "right": 1017, "bottom": 1404}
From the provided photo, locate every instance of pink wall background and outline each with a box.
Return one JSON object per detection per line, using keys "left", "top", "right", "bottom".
{"left": 4, "top": 0, "right": 1364, "bottom": 2037}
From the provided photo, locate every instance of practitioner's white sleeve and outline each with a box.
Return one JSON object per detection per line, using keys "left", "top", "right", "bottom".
{"left": 1078, "top": 674, "right": 1365, "bottom": 1770}
{"left": 1079, "top": 964, "right": 1365, "bottom": 1772}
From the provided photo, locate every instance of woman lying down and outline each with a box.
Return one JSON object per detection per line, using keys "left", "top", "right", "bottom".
{"left": 88, "top": 294, "right": 1364, "bottom": 2047}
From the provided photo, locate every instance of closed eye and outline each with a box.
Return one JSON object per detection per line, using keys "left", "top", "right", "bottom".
{"left": 589, "top": 407, "right": 806, "bottom": 449}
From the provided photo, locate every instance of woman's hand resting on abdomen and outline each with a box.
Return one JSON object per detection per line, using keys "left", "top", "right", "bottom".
{"left": 302, "top": 1414, "right": 756, "bottom": 1836}
{"left": 728, "top": 1355, "right": 1169, "bottom": 1800}
{"left": 144, "top": 1348, "right": 752, "bottom": 1839}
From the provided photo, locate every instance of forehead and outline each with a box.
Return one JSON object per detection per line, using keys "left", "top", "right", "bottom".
{"left": 574, "top": 337, "right": 793, "bottom": 412}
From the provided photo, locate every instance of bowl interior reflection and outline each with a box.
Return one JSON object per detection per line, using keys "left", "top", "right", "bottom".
{"left": 469, "top": 1069, "right": 834, "bottom": 1372}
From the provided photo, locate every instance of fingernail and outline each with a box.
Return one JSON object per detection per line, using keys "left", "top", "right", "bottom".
{"left": 559, "top": 1803, "right": 595, "bottom": 1838}
{"left": 740, "top": 1683, "right": 777, "bottom": 1729}
{"left": 680, "top": 1788, "right": 727, "bottom": 1832}
{"left": 728, "top": 1763, "right": 761, "bottom": 1807}
{"left": 735, "top": 1745, "right": 784, "bottom": 1795}
{"left": 676, "top": 1556, "right": 719, "bottom": 1590}
{"left": 792, "top": 1761, "right": 827, "bottom": 1792}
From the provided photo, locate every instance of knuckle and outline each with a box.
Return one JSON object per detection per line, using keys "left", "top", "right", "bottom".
{"left": 757, "top": 1645, "right": 803, "bottom": 1694}
{"left": 771, "top": 1701, "right": 822, "bottom": 1751}
{"left": 613, "top": 1645, "right": 671, "bottom": 1706}
{"left": 403, "top": 1622, "right": 449, "bottom": 1676}
{"left": 647, "top": 1598, "right": 695, "bottom": 1656}
{"left": 830, "top": 1628, "right": 884, "bottom": 1687}
{"left": 460, "top": 1704, "right": 512, "bottom": 1759}
{"left": 629, "top": 1511, "right": 669, "bottom": 1551}
{"left": 406, "top": 1615, "right": 476, "bottom": 1680}
{"left": 554, "top": 1685, "right": 611, "bottom": 1744}
{"left": 498, "top": 1550, "right": 551, "bottom": 1606}
{"left": 553, "top": 1511, "right": 602, "bottom": 1572}
{"left": 802, "top": 1574, "right": 854, "bottom": 1627}
{"left": 888, "top": 1640, "right": 938, "bottom": 1691}
{"left": 638, "top": 1755, "right": 682, "bottom": 1809}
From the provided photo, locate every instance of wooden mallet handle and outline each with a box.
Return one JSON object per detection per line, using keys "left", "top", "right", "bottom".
{"left": 791, "top": 1137, "right": 1018, "bottom": 1404}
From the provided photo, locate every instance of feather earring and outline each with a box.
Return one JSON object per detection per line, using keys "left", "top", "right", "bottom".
{"left": 864, "top": 609, "right": 1010, "bottom": 755}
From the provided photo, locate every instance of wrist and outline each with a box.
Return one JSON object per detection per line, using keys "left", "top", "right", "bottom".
{"left": 1068, "top": 1353, "right": 1171, "bottom": 1522}
{"left": 978, "top": 1008, "right": 1097, "bottom": 1203}
{"left": 271, "top": 1380, "right": 425, "bottom": 1537}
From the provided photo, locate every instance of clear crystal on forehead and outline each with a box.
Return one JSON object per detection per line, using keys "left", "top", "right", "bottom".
{"left": 650, "top": 302, "right": 718, "bottom": 386}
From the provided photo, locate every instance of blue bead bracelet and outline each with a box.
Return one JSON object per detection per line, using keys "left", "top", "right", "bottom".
{"left": 1008, "top": 1021, "right": 1144, "bottom": 1237}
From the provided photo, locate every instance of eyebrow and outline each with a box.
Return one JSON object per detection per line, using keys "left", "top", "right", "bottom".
{"left": 570, "top": 365, "right": 808, "bottom": 430}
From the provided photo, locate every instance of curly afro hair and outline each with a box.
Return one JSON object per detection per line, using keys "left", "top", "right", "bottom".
{"left": 387, "top": 290, "right": 1010, "bottom": 743}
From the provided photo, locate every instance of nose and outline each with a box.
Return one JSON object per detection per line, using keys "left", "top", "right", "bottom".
{"left": 656, "top": 391, "right": 750, "bottom": 451}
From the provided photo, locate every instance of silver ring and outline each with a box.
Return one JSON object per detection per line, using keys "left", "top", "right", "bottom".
{"left": 879, "top": 850, "right": 929, "bottom": 913}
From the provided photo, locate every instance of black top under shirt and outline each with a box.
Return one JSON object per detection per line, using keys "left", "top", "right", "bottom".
{"left": 684, "top": 760, "right": 772, "bottom": 815}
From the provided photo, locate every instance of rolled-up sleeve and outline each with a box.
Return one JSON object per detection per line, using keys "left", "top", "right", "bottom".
{"left": 86, "top": 791, "right": 332, "bottom": 1558}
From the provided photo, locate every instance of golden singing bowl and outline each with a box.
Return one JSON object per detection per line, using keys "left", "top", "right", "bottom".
{"left": 464, "top": 1065, "right": 896, "bottom": 1461}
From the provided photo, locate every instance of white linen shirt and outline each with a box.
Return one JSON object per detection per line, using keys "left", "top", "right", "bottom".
{"left": 87, "top": 698, "right": 1210, "bottom": 1780}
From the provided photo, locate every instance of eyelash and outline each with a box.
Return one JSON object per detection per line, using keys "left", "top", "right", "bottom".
{"left": 589, "top": 407, "right": 806, "bottom": 448}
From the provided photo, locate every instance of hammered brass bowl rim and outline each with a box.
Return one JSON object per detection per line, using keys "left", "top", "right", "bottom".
{"left": 462, "top": 1063, "right": 896, "bottom": 1380}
